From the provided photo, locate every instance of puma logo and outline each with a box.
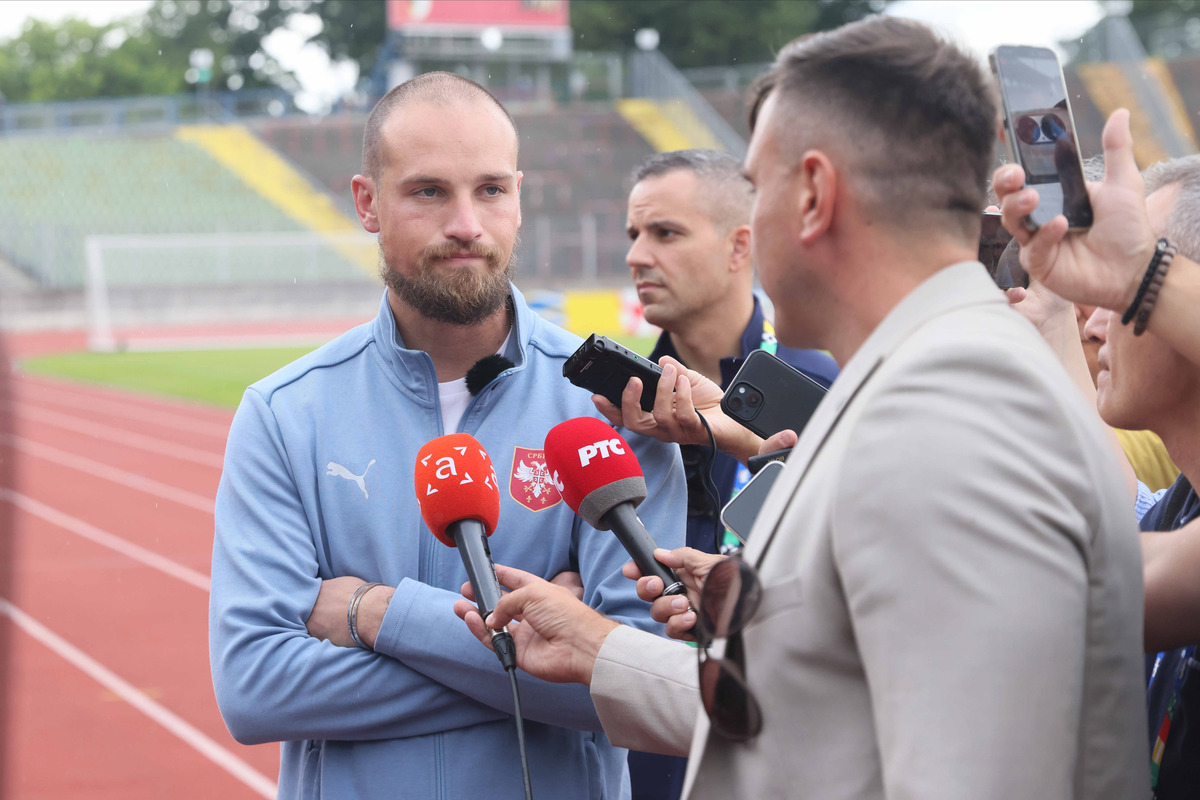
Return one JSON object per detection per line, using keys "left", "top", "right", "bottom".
{"left": 326, "top": 459, "right": 376, "bottom": 499}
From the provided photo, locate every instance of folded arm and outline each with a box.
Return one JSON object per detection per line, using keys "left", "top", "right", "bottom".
{"left": 210, "top": 389, "right": 506, "bottom": 744}
{"left": 369, "top": 429, "right": 690, "bottom": 731}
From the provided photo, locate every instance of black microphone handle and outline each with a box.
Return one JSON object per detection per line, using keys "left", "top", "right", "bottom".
{"left": 450, "top": 519, "right": 504, "bottom": 623}
{"left": 599, "top": 502, "right": 687, "bottom": 597}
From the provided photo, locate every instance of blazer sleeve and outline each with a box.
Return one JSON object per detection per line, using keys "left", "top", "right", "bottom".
{"left": 590, "top": 625, "right": 700, "bottom": 756}
{"left": 830, "top": 344, "right": 1095, "bottom": 800}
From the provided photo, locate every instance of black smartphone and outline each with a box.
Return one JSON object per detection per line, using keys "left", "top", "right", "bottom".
{"left": 979, "top": 210, "right": 1027, "bottom": 289}
{"left": 990, "top": 44, "right": 1093, "bottom": 231}
{"left": 563, "top": 334, "right": 663, "bottom": 412}
{"left": 720, "top": 459, "right": 784, "bottom": 544}
{"left": 720, "top": 350, "right": 828, "bottom": 440}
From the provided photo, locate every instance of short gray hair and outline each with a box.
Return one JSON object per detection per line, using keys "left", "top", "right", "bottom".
{"left": 630, "top": 149, "right": 753, "bottom": 230}
{"left": 1143, "top": 154, "right": 1200, "bottom": 261}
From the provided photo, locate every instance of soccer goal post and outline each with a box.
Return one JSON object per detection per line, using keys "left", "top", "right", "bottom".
{"left": 84, "top": 230, "right": 379, "bottom": 352}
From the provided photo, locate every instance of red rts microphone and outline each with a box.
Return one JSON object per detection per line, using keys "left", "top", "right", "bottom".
{"left": 544, "top": 417, "right": 686, "bottom": 597}
{"left": 415, "top": 434, "right": 515, "bottom": 670}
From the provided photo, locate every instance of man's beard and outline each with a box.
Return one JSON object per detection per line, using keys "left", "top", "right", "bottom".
{"left": 381, "top": 239, "right": 517, "bottom": 326}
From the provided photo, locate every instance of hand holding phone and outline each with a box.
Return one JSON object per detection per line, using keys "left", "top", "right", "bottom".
{"left": 720, "top": 350, "right": 828, "bottom": 440}
{"left": 563, "top": 334, "right": 663, "bottom": 412}
{"left": 990, "top": 44, "right": 1093, "bottom": 231}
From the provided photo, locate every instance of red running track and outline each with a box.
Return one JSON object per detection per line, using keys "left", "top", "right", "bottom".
{"left": 0, "top": 343, "right": 284, "bottom": 797}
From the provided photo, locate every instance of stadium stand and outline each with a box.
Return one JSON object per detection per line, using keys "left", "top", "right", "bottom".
{"left": 0, "top": 128, "right": 369, "bottom": 289}
{"left": 0, "top": 99, "right": 664, "bottom": 340}
{"left": 8, "top": 37, "right": 1192, "bottom": 341}
{"left": 250, "top": 102, "right": 660, "bottom": 281}
{"left": 0, "top": 100, "right": 665, "bottom": 298}
{"left": 248, "top": 115, "right": 365, "bottom": 213}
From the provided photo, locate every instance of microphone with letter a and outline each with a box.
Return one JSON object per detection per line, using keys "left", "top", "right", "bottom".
{"left": 544, "top": 417, "right": 687, "bottom": 598}
{"left": 414, "top": 433, "right": 516, "bottom": 670}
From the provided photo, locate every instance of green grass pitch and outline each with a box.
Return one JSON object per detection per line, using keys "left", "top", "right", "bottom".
{"left": 20, "top": 335, "right": 661, "bottom": 408}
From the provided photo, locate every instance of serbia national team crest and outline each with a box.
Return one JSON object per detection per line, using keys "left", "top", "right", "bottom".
{"left": 509, "top": 446, "right": 563, "bottom": 511}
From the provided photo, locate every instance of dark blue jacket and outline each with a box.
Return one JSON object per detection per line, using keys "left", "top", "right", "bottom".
{"left": 1142, "top": 475, "right": 1200, "bottom": 800}
{"left": 648, "top": 295, "right": 839, "bottom": 554}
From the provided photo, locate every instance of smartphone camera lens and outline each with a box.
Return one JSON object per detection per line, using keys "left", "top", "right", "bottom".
{"left": 727, "top": 384, "right": 762, "bottom": 420}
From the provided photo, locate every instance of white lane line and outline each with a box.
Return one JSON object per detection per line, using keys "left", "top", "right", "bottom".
{"left": 15, "top": 406, "right": 224, "bottom": 468}
{"left": 13, "top": 383, "right": 232, "bottom": 439}
{"left": 1, "top": 489, "right": 211, "bottom": 592}
{"left": 0, "top": 598, "right": 276, "bottom": 799}
{"left": 2, "top": 434, "right": 215, "bottom": 514}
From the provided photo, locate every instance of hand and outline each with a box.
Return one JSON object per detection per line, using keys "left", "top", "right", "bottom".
{"left": 759, "top": 428, "right": 798, "bottom": 455}
{"left": 549, "top": 570, "right": 585, "bottom": 601}
{"left": 593, "top": 356, "right": 762, "bottom": 462}
{"left": 454, "top": 565, "right": 619, "bottom": 685}
{"left": 305, "top": 577, "right": 393, "bottom": 649}
{"left": 621, "top": 547, "right": 727, "bottom": 641}
{"left": 993, "top": 108, "right": 1157, "bottom": 311}
{"left": 1005, "top": 279, "right": 1072, "bottom": 331}
{"left": 305, "top": 576, "right": 366, "bottom": 648}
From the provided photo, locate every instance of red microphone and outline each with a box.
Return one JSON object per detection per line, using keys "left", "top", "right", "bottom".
{"left": 415, "top": 433, "right": 500, "bottom": 544}
{"left": 415, "top": 435, "right": 511, "bottom": 658}
{"left": 544, "top": 418, "right": 686, "bottom": 597}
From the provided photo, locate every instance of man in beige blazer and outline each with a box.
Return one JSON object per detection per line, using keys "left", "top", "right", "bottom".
{"left": 456, "top": 16, "right": 1150, "bottom": 799}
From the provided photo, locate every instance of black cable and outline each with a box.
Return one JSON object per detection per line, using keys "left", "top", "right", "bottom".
{"left": 506, "top": 661, "right": 534, "bottom": 800}
{"left": 490, "top": 631, "right": 532, "bottom": 798}
{"left": 695, "top": 414, "right": 724, "bottom": 553}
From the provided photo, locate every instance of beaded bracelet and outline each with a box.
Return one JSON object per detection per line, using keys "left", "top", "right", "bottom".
{"left": 1122, "top": 238, "right": 1172, "bottom": 326}
{"left": 347, "top": 582, "right": 384, "bottom": 650}
{"left": 1134, "top": 241, "right": 1177, "bottom": 336}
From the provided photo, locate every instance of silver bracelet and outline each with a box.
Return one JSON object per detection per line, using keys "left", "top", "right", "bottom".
{"left": 347, "top": 582, "right": 384, "bottom": 650}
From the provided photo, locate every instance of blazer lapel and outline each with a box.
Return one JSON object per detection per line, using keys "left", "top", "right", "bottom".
{"left": 684, "top": 264, "right": 1007, "bottom": 795}
{"left": 743, "top": 262, "right": 1006, "bottom": 569}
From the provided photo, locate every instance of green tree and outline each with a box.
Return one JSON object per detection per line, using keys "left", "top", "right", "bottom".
{"left": 293, "top": 0, "right": 387, "bottom": 78}
{"left": 571, "top": 0, "right": 888, "bottom": 68}
{"left": 0, "top": 0, "right": 889, "bottom": 104}
{"left": 1126, "top": 0, "right": 1200, "bottom": 55}
{"left": 0, "top": 0, "right": 299, "bottom": 103}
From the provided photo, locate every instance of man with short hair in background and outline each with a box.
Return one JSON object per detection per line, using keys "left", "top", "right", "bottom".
{"left": 1079, "top": 155, "right": 1200, "bottom": 795}
{"left": 625, "top": 150, "right": 838, "bottom": 551}
{"left": 621, "top": 148, "right": 838, "bottom": 800}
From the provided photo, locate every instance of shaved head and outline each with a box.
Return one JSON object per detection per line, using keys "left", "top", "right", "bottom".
{"left": 362, "top": 71, "right": 518, "bottom": 181}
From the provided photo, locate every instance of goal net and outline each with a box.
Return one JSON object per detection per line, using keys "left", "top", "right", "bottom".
{"left": 84, "top": 230, "right": 380, "bottom": 352}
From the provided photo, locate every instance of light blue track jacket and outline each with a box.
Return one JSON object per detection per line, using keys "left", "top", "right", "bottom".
{"left": 209, "top": 287, "right": 687, "bottom": 800}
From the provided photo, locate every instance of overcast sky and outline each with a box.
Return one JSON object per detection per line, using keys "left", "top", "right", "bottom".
{"left": 0, "top": 0, "right": 1112, "bottom": 107}
{"left": 888, "top": 0, "right": 1109, "bottom": 55}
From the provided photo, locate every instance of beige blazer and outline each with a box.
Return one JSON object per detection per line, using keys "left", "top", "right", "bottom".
{"left": 592, "top": 263, "right": 1150, "bottom": 799}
